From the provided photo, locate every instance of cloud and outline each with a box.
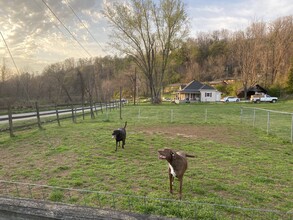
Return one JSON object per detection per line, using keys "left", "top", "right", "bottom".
{"left": 187, "top": 0, "right": 293, "bottom": 36}
{"left": 0, "top": 0, "right": 108, "bottom": 72}
{"left": 0, "top": 0, "right": 292, "bottom": 73}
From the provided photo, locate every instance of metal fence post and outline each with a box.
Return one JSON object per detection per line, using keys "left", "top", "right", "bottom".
{"left": 267, "top": 111, "right": 270, "bottom": 134}
{"left": 253, "top": 108, "right": 256, "bottom": 127}
{"left": 291, "top": 114, "right": 293, "bottom": 144}
{"left": 240, "top": 107, "right": 243, "bottom": 123}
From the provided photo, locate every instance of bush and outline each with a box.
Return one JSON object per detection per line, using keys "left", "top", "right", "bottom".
{"left": 267, "top": 85, "right": 282, "bottom": 97}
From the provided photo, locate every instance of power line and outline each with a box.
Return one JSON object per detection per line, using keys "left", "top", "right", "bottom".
{"left": 0, "top": 31, "right": 31, "bottom": 101}
{"left": 64, "top": 0, "right": 107, "bottom": 55}
{"left": 0, "top": 32, "right": 21, "bottom": 75}
{"left": 41, "top": 0, "right": 92, "bottom": 57}
{"left": 32, "top": 0, "right": 87, "bottom": 58}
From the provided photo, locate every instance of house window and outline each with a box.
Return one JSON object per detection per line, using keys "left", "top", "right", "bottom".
{"left": 205, "top": 92, "right": 212, "bottom": 97}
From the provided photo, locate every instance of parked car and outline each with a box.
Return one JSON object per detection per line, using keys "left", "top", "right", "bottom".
{"left": 221, "top": 96, "right": 240, "bottom": 102}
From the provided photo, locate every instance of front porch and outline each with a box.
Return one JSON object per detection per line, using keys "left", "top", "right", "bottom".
{"left": 177, "top": 92, "right": 200, "bottom": 101}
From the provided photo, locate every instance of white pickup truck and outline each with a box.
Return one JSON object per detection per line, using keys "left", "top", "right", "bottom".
{"left": 250, "top": 94, "right": 278, "bottom": 103}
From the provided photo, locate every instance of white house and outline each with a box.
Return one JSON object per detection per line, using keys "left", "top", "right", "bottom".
{"left": 175, "top": 80, "right": 221, "bottom": 102}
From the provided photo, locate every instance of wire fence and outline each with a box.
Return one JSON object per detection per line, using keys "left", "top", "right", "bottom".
{"left": 240, "top": 107, "right": 293, "bottom": 143}
{"left": 117, "top": 104, "right": 293, "bottom": 143}
{"left": 124, "top": 105, "right": 242, "bottom": 126}
{"left": 0, "top": 180, "right": 291, "bottom": 219}
{"left": 2, "top": 103, "right": 292, "bottom": 143}
{"left": 1, "top": 105, "right": 292, "bottom": 218}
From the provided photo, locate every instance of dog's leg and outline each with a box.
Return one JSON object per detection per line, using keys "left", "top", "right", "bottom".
{"left": 169, "top": 168, "right": 173, "bottom": 194}
{"left": 179, "top": 178, "right": 183, "bottom": 200}
{"left": 115, "top": 141, "right": 118, "bottom": 151}
{"left": 122, "top": 139, "right": 125, "bottom": 149}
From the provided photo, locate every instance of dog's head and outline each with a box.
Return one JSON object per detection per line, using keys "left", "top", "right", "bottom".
{"left": 112, "top": 130, "right": 120, "bottom": 138}
{"left": 158, "top": 148, "right": 177, "bottom": 162}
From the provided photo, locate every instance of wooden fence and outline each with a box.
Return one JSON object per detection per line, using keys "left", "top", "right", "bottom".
{"left": 0, "top": 101, "right": 122, "bottom": 137}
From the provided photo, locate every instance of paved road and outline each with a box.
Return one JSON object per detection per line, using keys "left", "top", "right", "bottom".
{"left": 0, "top": 104, "right": 111, "bottom": 124}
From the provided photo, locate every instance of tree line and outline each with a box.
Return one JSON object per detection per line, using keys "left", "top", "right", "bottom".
{"left": 0, "top": 3, "right": 292, "bottom": 107}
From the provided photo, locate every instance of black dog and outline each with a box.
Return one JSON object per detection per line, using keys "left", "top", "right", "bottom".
{"left": 112, "top": 122, "right": 127, "bottom": 151}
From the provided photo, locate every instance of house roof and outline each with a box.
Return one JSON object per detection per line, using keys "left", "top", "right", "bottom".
{"left": 179, "top": 80, "right": 216, "bottom": 93}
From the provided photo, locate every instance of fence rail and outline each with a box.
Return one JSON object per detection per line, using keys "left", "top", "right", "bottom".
{"left": 0, "top": 181, "right": 291, "bottom": 220}
{"left": 0, "top": 101, "right": 121, "bottom": 136}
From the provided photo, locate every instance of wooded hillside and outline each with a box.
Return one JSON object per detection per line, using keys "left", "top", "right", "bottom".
{"left": 0, "top": 15, "right": 292, "bottom": 106}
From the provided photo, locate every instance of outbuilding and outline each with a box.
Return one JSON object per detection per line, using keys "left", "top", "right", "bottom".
{"left": 237, "top": 84, "right": 268, "bottom": 99}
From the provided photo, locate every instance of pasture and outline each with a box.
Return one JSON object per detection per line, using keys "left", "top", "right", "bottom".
{"left": 0, "top": 102, "right": 292, "bottom": 219}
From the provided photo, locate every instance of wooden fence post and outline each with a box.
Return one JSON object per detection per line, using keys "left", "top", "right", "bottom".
{"left": 100, "top": 102, "right": 103, "bottom": 114}
{"left": 8, "top": 105, "right": 14, "bottom": 137}
{"left": 55, "top": 104, "right": 60, "bottom": 126}
{"left": 90, "top": 100, "right": 95, "bottom": 119}
{"left": 82, "top": 102, "right": 85, "bottom": 120}
{"left": 94, "top": 102, "right": 98, "bottom": 116}
{"left": 71, "top": 104, "right": 76, "bottom": 123}
{"left": 35, "top": 102, "right": 42, "bottom": 129}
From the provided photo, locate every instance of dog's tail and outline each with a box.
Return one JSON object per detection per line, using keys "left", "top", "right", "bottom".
{"left": 186, "top": 154, "right": 195, "bottom": 158}
{"left": 124, "top": 121, "right": 127, "bottom": 128}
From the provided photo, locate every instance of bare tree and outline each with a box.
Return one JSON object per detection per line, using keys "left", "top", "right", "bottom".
{"left": 103, "top": 0, "right": 189, "bottom": 103}
{"left": 266, "top": 16, "right": 293, "bottom": 85}
{"left": 233, "top": 21, "right": 266, "bottom": 99}
{"left": 44, "top": 63, "right": 73, "bottom": 103}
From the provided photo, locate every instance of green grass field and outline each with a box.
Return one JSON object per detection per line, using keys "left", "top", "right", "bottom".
{"left": 0, "top": 102, "right": 292, "bottom": 219}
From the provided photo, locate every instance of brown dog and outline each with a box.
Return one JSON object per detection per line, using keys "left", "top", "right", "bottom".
{"left": 158, "top": 148, "right": 194, "bottom": 199}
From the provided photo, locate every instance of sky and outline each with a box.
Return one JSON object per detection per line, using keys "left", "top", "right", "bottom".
{"left": 0, "top": 0, "right": 292, "bottom": 74}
